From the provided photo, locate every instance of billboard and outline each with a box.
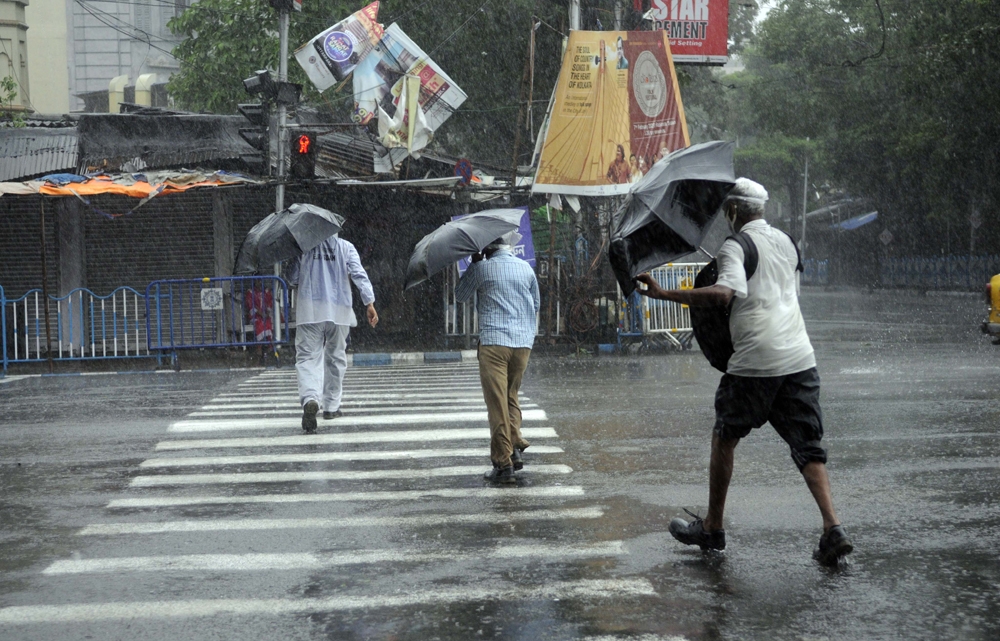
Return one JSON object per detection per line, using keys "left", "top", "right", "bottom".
{"left": 294, "top": 2, "right": 383, "bottom": 92}
{"left": 532, "top": 30, "right": 689, "bottom": 197}
{"left": 647, "top": 0, "right": 729, "bottom": 64}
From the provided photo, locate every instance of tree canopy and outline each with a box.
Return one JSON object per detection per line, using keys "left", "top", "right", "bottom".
{"left": 692, "top": 0, "right": 1000, "bottom": 255}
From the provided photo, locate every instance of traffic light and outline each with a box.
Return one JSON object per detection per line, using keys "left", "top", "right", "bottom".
{"left": 237, "top": 102, "right": 270, "bottom": 176}
{"left": 289, "top": 133, "right": 316, "bottom": 179}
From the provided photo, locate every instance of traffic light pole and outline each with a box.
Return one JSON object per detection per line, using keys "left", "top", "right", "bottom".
{"left": 273, "top": 7, "right": 289, "bottom": 343}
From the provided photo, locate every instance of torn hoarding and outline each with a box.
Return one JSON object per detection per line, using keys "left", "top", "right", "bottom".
{"left": 294, "top": 1, "right": 384, "bottom": 92}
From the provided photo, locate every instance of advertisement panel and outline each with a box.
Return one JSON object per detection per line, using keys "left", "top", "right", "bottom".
{"left": 351, "top": 23, "right": 467, "bottom": 130}
{"left": 294, "top": 1, "right": 383, "bottom": 92}
{"left": 647, "top": 0, "right": 729, "bottom": 64}
{"left": 532, "top": 30, "right": 689, "bottom": 197}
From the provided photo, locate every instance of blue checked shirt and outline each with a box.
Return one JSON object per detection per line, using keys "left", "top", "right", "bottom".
{"left": 455, "top": 249, "right": 540, "bottom": 348}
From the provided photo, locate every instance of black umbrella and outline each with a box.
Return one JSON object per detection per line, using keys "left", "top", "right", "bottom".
{"left": 608, "top": 141, "right": 736, "bottom": 296}
{"left": 234, "top": 203, "right": 345, "bottom": 275}
{"left": 405, "top": 208, "right": 525, "bottom": 290}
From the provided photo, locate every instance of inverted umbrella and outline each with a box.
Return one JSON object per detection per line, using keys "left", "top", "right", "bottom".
{"left": 234, "top": 203, "right": 345, "bottom": 275}
{"left": 608, "top": 141, "right": 736, "bottom": 296}
{"left": 404, "top": 208, "right": 525, "bottom": 290}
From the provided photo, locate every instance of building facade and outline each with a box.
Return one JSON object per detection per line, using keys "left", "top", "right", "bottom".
{"left": 23, "top": 0, "right": 185, "bottom": 113}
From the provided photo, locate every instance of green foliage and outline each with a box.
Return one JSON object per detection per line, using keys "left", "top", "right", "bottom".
{"left": 0, "top": 76, "right": 25, "bottom": 127}
{"left": 167, "top": 0, "right": 567, "bottom": 166}
{"left": 681, "top": 0, "right": 1000, "bottom": 253}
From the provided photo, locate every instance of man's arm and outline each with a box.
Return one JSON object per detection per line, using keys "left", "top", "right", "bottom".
{"left": 635, "top": 274, "right": 735, "bottom": 307}
{"left": 530, "top": 271, "right": 541, "bottom": 315}
{"left": 344, "top": 242, "right": 378, "bottom": 327}
{"left": 454, "top": 260, "right": 482, "bottom": 303}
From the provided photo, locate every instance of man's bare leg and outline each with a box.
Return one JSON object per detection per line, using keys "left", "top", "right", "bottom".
{"left": 801, "top": 461, "right": 841, "bottom": 531}
{"left": 704, "top": 432, "right": 738, "bottom": 532}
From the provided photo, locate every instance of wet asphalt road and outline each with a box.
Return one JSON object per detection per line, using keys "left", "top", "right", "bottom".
{"left": 0, "top": 288, "right": 998, "bottom": 640}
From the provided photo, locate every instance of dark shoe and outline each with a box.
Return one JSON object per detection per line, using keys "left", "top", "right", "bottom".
{"left": 302, "top": 400, "right": 319, "bottom": 433}
{"left": 511, "top": 448, "right": 524, "bottom": 471}
{"left": 483, "top": 465, "right": 517, "bottom": 485}
{"left": 669, "top": 509, "right": 726, "bottom": 551}
{"left": 814, "top": 525, "right": 853, "bottom": 566}
{"left": 323, "top": 409, "right": 343, "bottom": 420}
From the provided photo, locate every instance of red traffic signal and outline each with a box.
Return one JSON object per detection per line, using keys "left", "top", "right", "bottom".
{"left": 290, "top": 134, "right": 316, "bottom": 179}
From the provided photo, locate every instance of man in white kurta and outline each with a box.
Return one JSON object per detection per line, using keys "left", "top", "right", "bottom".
{"left": 289, "top": 234, "right": 378, "bottom": 433}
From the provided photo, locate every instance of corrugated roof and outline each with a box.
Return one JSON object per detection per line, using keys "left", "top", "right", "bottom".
{"left": 0, "top": 128, "right": 79, "bottom": 181}
{"left": 77, "top": 114, "right": 257, "bottom": 171}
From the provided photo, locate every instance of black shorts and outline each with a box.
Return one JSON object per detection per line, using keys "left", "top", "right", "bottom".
{"left": 714, "top": 367, "right": 827, "bottom": 471}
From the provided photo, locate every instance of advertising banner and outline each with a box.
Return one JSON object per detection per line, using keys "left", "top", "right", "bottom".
{"left": 532, "top": 30, "right": 689, "bottom": 197}
{"left": 351, "top": 23, "right": 467, "bottom": 130}
{"left": 294, "top": 1, "right": 384, "bottom": 92}
{"left": 456, "top": 208, "right": 536, "bottom": 275}
{"left": 647, "top": 0, "right": 729, "bottom": 64}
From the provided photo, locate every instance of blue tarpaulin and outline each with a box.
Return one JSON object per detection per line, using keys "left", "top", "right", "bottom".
{"left": 833, "top": 211, "right": 878, "bottom": 230}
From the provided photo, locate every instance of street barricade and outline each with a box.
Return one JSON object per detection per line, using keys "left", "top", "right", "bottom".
{"left": 618, "top": 262, "right": 705, "bottom": 350}
{"left": 145, "top": 276, "right": 291, "bottom": 365}
{"left": 2, "top": 284, "right": 153, "bottom": 373}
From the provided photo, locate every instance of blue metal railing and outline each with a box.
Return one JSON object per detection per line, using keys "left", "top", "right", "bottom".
{"left": 145, "top": 276, "right": 290, "bottom": 353}
{"left": 1, "top": 285, "right": 154, "bottom": 373}
{"left": 881, "top": 255, "right": 1000, "bottom": 291}
{"left": 802, "top": 259, "right": 829, "bottom": 286}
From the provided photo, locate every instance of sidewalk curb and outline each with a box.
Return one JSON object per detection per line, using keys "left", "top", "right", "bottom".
{"left": 0, "top": 350, "right": 479, "bottom": 380}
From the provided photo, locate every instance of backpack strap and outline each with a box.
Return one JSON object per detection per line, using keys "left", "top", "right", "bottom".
{"left": 777, "top": 229, "right": 804, "bottom": 272}
{"left": 725, "top": 232, "right": 760, "bottom": 280}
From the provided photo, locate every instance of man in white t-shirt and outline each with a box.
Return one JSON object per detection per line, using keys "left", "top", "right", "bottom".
{"left": 635, "top": 178, "right": 853, "bottom": 566}
{"left": 288, "top": 233, "right": 378, "bottom": 433}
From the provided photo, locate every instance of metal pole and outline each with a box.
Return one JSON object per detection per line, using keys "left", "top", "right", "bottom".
{"left": 273, "top": 7, "right": 289, "bottom": 346}
{"left": 39, "top": 200, "right": 54, "bottom": 373}
{"left": 569, "top": 0, "right": 581, "bottom": 30}
{"left": 801, "top": 151, "right": 809, "bottom": 260}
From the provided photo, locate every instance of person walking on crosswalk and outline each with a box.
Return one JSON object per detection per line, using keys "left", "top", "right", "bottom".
{"left": 455, "top": 232, "right": 540, "bottom": 485}
{"left": 289, "top": 232, "right": 378, "bottom": 433}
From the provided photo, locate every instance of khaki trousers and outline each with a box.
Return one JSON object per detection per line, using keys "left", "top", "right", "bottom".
{"left": 477, "top": 345, "right": 532, "bottom": 467}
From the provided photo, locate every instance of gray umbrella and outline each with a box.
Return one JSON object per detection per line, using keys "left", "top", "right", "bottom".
{"left": 404, "top": 208, "right": 525, "bottom": 290}
{"left": 608, "top": 140, "right": 736, "bottom": 296}
{"left": 234, "top": 203, "right": 345, "bottom": 275}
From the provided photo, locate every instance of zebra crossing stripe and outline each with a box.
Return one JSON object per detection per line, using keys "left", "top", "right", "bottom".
{"left": 140, "top": 445, "right": 565, "bottom": 468}
{"left": 130, "top": 464, "right": 573, "bottom": 487}
{"left": 186, "top": 403, "right": 540, "bottom": 417}
{"left": 107, "top": 485, "right": 586, "bottom": 508}
{"left": 155, "top": 427, "right": 559, "bottom": 451}
{"left": 0, "top": 579, "right": 655, "bottom": 624}
{"left": 43, "top": 541, "right": 626, "bottom": 575}
{"left": 168, "top": 409, "right": 548, "bottom": 433}
{"left": 77, "top": 506, "right": 605, "bottom": 536}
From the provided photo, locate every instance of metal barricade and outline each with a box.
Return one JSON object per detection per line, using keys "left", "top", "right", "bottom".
{"left": 444, "top": 262, "right": 556, "bottom": 339}
{"left": 2, "top": 285, "right": 153, "bottom": 373}
{"left": 618, "top": 262, "right": 705, "bottom": 350}
{"left": 145, "top": 276, "right": 290, "bottom": 359}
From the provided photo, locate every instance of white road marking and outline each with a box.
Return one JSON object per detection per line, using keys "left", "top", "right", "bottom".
{"left": 130, "top": 464, "right": 573, "bottom": 487}
{"left": 208, "top": 392, "right": 503, "bottom": 402}
{"left": 0, "top": 579, "right": 655, "bottom": 624}
{"left": 168, "top": 409, "right": 548, "bottom": 433}
{"left": 187, "top": 403, "right": 540, "bottom": 417}
{"left": 216, "top": 385, "right": 485, "bottom": 396}
{"left": 43, "top": 542, "right": 625, "bottom": 575}
{"left": 77, "top": 506, "right": 605, "bottom": 536}
{"left": 140, "top": 445, "right": 565, "bottom": 468}
{"left": 108, "top": 485, "right": 586, "bottom": 508}
{"left": 200, "top": 397, "right": 512, "bottom": 409}
{"left": 238, "top": 375, "right": 482, "bottom": 387}
{"left": 155, "top": 427, "right": 559, "bottom": 451}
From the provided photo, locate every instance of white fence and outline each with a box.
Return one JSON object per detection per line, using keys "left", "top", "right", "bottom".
{"left": 619, "top": 262, "right": 706, "bottom": 348}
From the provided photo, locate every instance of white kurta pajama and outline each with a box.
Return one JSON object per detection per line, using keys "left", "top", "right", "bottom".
{"left": 289, "top": 235, "right": 375, "bottom": 412}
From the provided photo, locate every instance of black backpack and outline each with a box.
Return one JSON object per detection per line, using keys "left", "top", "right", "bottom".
{"left": 690, "top": 231, "right": 802, "bottom": 372}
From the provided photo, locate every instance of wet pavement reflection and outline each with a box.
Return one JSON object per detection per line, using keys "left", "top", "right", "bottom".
{"left": 0, "top": 289, "right": 998, "bottom": 640}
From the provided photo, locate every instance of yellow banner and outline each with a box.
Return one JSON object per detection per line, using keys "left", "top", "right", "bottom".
{"left": 533, "top": 30, "right": 689, "bottom": 196}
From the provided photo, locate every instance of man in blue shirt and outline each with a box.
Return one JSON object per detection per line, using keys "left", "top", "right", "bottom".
{"left": 455, "top": 233, "right": 540, "bottom": 485}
